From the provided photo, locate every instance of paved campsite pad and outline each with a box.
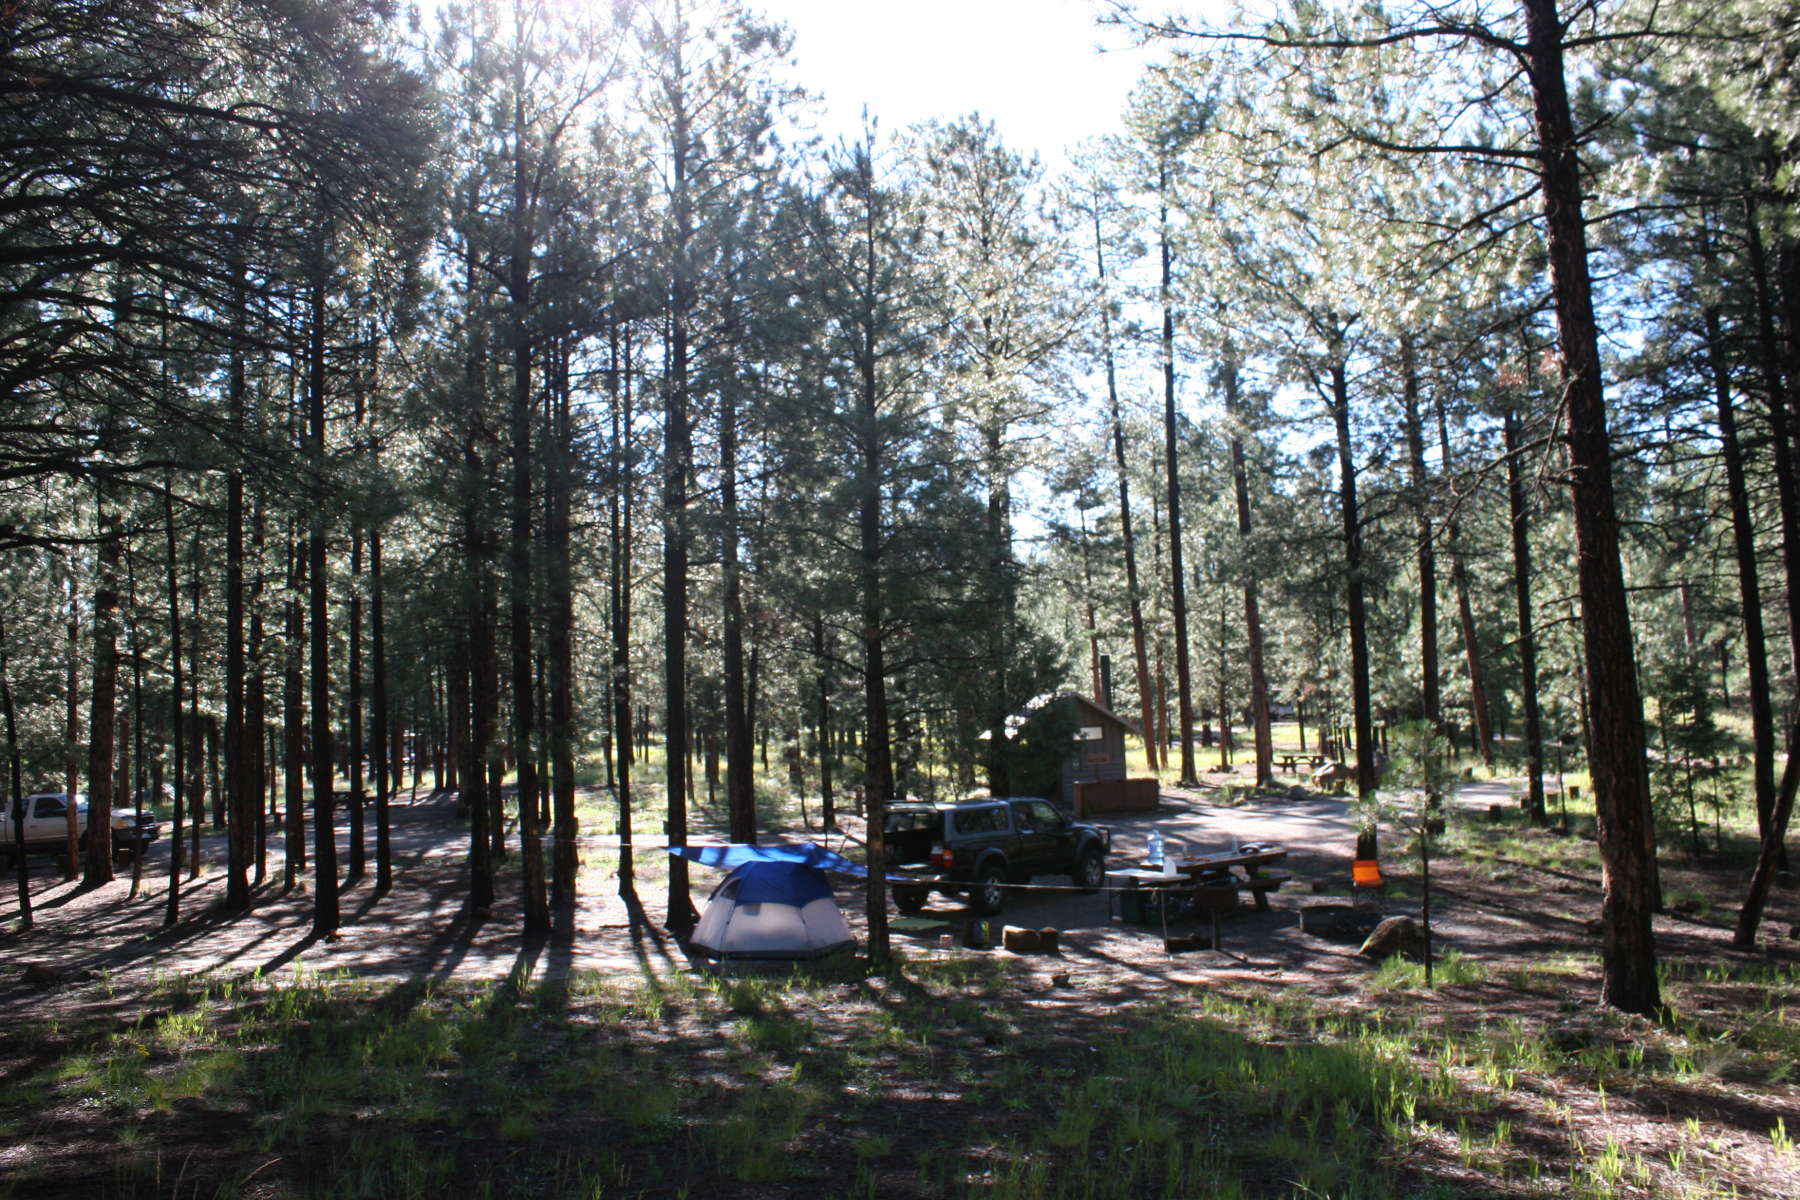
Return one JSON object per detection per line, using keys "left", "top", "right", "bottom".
{"left": 2, "top": 776, "right": 1800, "bottom": 1198}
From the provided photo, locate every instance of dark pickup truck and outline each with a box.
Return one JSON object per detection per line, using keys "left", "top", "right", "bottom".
{"left": 882, "top": 797, "right": 1110, "bottom": 916}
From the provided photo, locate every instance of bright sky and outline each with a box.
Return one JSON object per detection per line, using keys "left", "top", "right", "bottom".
{"left": 754, "top": 0, "right": 1162, "bottom": 172}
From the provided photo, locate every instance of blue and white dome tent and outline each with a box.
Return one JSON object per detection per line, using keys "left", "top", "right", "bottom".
{"left": 668, "top": 841, "right": 877, "bottom": 962}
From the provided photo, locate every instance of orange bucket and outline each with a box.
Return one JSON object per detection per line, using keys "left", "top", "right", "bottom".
{"left": 1352, "top": 859, "right": 1384, "bottom": 888}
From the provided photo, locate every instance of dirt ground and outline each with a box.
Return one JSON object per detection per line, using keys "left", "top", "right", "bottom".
{"left": 1, "top": 774, "right": 1795, "bottom": 1015}
{"left": 0, "top": 776, "right": 1524, "bottom": 1005}
{"left": 5, "top": 773, "right": 1800, "bottom": 1198}
{"left": 4, "top": 772, "right": 1788, "bottom": 1004}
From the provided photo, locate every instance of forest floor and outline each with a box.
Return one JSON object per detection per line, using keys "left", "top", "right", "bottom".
{"left": 1, "top": 769, "right": 1799, "bottom": 1198}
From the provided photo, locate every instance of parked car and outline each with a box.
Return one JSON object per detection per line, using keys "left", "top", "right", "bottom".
{"left": 882, "top": 796, "right": 1110, "bottom": 916}
{"left": 0, "top": 792, "right": 162, "bottom": 864}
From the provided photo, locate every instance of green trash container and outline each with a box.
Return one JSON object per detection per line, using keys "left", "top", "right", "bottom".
{"left": 1120, "top": 885, "right": 1147, "bottom": 924}
{"left": 1122, "top": 885, "right": 1176, "bottom": 924}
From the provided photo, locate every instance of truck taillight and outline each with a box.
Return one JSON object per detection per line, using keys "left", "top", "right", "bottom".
{"left": 930, "top": 844, "right": 952, "bottom": 870}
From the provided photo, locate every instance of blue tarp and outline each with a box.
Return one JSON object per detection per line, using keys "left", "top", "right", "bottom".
{"left": 666, "top": 841, "right": 908, "bottom": 881}
{"left": 725, "top": 860, "right": 835, "bottom": 907}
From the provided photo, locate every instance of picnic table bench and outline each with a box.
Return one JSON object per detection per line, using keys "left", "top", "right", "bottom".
{"left": 1275, "top": 754, "right": 1329, "bottom": 773}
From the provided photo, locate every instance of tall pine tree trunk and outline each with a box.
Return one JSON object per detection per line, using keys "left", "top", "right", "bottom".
{"left": 348, "top": 531, "right": 366, "bottom": 881}
{"left": 983, "top": 424, "right": 1016, "bottom": 796}
{"left": 461, "top": 434, "right": 496, "bottom": 912}
{"left": 536, "top": 654, "right": 551, "bottom": 830}
{"left": 463, "top": 578, "right": 495, "bottom": 912}
{"left": 662, "top": 61, "right": 698, "bottom": 934}
{"left": 1223, "top": 357, "right": 1272, "bottom": 785}
{"left": 63, "top": 570, "right": 80, "bottom": 880}
{"left": 507, "top": 78, "right": 549, "bottom": 936}
{"left": 1158, "top": 157, "right": 1197, "bottom": 784}
{"left": 663, "top": 321, "right": 696, "bottom": 930}
{"left": 2, "top": 609, "right": 30, "bottom": 928}
{"left": 165, "top": 479, "right": 187, "bottom": 925}
{"left": 1095, "top": 209, "right": 1159, "bottom": 772}
{"left": 608, "top": 325, "right": 637, "bottom": 897}
{"left": 457, "top": 210, "right": 494, "bottom": 917}
{"left": 1400, "top": 335, "right": 1441, "bottom": 728}
{"left": 1735, "top": 177, "right": 1800, "bottom": 941}
{"left": 187, "top": 537, "right": 202, "bottom": 875}
{"left": 813, "top": 616, "right": 834, "bottom": 831}
{"left": 721, "top": 376, "right": 756, "bottom": 843}
{"left": 224, "top": 250, "right": 250, "bottom": 909}
{"left": 1437, "top": 396, "right": 1494, "bottom": 766}
{"left": 1330, "top": 357, "right": 1376, "bottom": 857}
{"left": 1078, "top": 508, "right": 1102, "bottom": 702}
{"left": 126, "top": 546, "right": 149, "bottom": 898}
{"left": 249, "top": 491, "right": 268, "bottom": 888}
{"left": 1504, "top": 400, "right": 1547, "bottom": 825}
{"left": 1215, "top": 594, "right": 1232, "bottom": 769}
{"left": 307, "top": 265, "right": 338, "bottom": 939}
{"left": 859, "top": 391, "right": 894, "bottom": 966}
{"left": 852, "top": 162, "right": 896, "bottom": 965}
{"left": 283, "top": 536, "right": 305, "bottom": 889}
{"left": 548, "top": 343, "right": 579, "bottom": 910}
{"left": 483, "top": 601, "right": 505, "bottom": 863}
{"left": 1525, "top": 0, "right": 1659, "bottom": 1014}
{"left": 83, "top": 494, "right": 122, "bottom": 888}
{"left": 371, "top": 526, "right": 391, "bottom": 893}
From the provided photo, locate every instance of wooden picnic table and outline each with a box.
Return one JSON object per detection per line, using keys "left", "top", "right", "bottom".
{"left": 1176, "top": 845, "right": 1288, "bottom": 874}
{"left": 1175, "top": 845, "right": 1291, "bottom": 912}
{"left": 1111, "top": 845, "right": 1294, "bottom": 949}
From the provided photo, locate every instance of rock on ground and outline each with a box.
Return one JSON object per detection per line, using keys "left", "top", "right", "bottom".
{"left": 1359, "top": 915, "right": 1426, "bottom": 962}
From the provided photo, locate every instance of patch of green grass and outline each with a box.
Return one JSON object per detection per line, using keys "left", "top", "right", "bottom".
{"left": 735, "top": 1008, "right": 805, "bottom": 1053}
{"left": 905, "top": 950, "right": 1014, "bottom": 997}
{"left": 497, "top": 1109, "right": 538, "bottom": 1142}
{"left": 149, "top": 1045, "right": 242, "bottom": 1110}
{"left": 10, "top": 947, "right": 1798, "bottom": 1200}
{"left": 1456, "top": 816, "right": 1607, "bottom": 877}
{"left": 708, "top": 1092, "right": 806, "bottom": 1184}
{"left": 852, "top": 1130, "right": 893, "bottom": 1159}
{"left": 980, "top": 1000, "right": 1417, "bottom": 1197}
{"left": 612, "top": 1079, "right": 682, "bottom": 1143}
{"left": 1369, "top": 948, "right": 1488, "bottom": 992}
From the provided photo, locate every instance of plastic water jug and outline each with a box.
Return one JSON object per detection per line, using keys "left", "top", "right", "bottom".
{"left": 1147, "top": 830, "right": 1164, "bottom": 868}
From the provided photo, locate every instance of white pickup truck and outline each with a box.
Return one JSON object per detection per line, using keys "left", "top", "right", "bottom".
{"left": 1, "top": 792, "right": 162, "bottom": 864}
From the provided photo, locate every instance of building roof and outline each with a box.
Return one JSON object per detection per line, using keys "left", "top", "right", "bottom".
{"left": 984, "top": 690, "right": 1145, "bottom": 740}
{"left": 1056, "top": 691, "right": 1143, "bottom": 736}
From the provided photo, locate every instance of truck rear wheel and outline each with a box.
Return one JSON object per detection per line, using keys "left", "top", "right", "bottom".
{"left": 972, "top": 866, "right": 1006, "bottom": 916}
{"left": 892, "top": 883, "right": 930, "bottom": 914}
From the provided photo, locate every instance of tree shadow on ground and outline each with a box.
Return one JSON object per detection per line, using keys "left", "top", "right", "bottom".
{"left": 1, "top": 946, "right": 1652, "bottom": 1200}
